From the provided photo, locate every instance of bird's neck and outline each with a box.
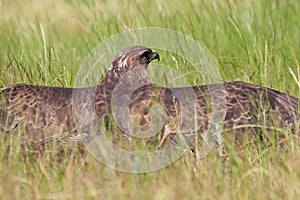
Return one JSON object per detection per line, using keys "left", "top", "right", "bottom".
{"left": 98, "top": 69, "right": 120, "bottom": 96}
{"left": 99, "top": 64, "right": 150, "bottom": 96}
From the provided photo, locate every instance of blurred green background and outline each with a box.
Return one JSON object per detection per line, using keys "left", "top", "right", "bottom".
{"left": 1, "top": 0, "right": 299, "bottom": 91}
{"left": 0, "top": 0, "right": 299, "bottom": 199}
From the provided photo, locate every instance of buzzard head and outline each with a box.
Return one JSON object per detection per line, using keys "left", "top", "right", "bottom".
{"left": 107, "top": 46, "right": 160, "bottom": 76}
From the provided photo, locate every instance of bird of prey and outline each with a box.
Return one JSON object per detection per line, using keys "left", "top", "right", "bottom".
{"left": 0, "top": 46, "right": 298, "bottom": 153}
{"left": 0, "top": 46, "right": 160, "bottom": 152}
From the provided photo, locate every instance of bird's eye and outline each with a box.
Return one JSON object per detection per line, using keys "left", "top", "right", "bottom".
{"left": 141, "top": 49, "right": 153, "bottom": 59}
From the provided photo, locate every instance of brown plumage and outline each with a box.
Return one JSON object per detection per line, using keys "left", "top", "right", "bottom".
{"left": 129, "top": 81, "right": 298, "bottom": 150}
{"left": 0, "top": 46, "right": 160, "bottom": 151}
{"left": 0, "top": 46, "right": 298, "bottom": 153}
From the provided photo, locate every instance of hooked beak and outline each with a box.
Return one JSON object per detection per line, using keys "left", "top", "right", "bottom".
{"left": 149, "top": 51, "right": 160, "bottom": 62}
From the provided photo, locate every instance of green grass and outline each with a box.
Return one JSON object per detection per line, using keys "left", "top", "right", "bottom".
{"left": 1, "top": 0, "right": 300, "bottom": 199}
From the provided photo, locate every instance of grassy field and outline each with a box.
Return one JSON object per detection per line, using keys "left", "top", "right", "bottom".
{"left": 1, "top": 0, "right": 300, "bottom": 199}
